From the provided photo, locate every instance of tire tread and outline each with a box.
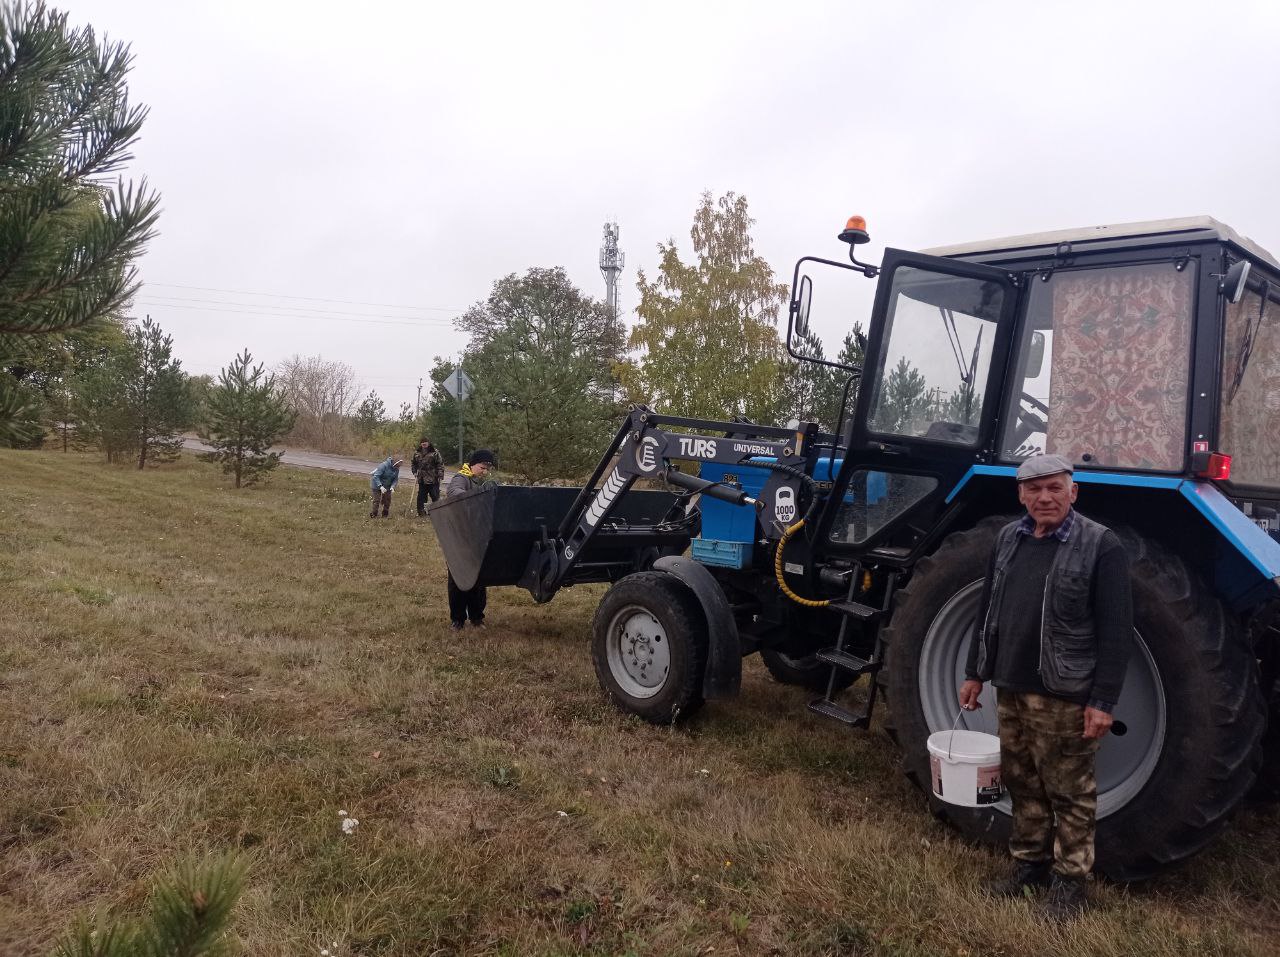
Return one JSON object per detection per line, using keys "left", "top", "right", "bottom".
{"left": 881, "top": 518, "right": 1265, "bottom": 881}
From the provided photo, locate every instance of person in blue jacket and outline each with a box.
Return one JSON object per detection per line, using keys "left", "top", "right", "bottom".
{"left": 369, "top": 456, "right": 403, "bottom": 518}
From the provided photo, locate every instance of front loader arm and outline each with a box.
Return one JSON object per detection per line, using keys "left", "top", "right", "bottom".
{"left": 518, "top": 406, "right": 816, "bottom": 602}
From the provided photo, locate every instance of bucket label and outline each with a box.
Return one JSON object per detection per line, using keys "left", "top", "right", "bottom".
{"left": 930, "top": 754, "right": 943, "bottom": 797}
{"left": 975, "top": 763, "right": 1003, "bottom": 805}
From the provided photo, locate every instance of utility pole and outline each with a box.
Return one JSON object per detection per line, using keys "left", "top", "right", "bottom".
{"left": 416, "top": 377, "right": 422, "bottom": 416}
{"left": 599, "top": 221, "right": 624, "bottom": 322}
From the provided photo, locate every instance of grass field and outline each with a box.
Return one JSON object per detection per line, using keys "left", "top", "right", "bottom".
{"left": 1, "top": 449, "right": 1278, "bottom": 956}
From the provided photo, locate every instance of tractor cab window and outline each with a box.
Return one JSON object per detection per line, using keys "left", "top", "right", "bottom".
{"left": 1220, "top": 284, "right": 1280, "bottom": 489}
{"left": 1000, "top": 262, "right": 1194, "bottom": 471}
{"left": 827, "top": 470, "right": 938, "bottom": 545}
{"left": 866, "top": 267, "right": 1005, "bottom": 446}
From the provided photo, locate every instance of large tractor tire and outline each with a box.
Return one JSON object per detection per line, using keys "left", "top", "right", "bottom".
{"left": 592, "top": 571, "right": 708, "bottom": 724}
{"left": 1257, "top": 677, "right": 1280, "bottom": 800}
{"left": 882, "top": 516, "right": 1266, "bottom": 882}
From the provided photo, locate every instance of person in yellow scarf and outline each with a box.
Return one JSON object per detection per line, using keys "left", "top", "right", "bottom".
{"left": 446, "top": 448, "right": 495, "bottom": 629}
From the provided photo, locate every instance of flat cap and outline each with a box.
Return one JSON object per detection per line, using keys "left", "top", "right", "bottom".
{"left": 1016, "top": 453, "right": 1074, "bottom": 482}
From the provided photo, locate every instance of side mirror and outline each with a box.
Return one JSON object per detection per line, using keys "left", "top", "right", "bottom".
{"left": 792, "top": 274, "right": 813, "bottom": 339}
{"left": 1025, "top": 330, "right": 1046, "bottom": 378}
{"left": 1221, "top": 259, "right": 1252, "bottom": 304}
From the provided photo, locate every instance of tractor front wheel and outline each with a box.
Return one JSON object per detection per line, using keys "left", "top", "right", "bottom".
{"left": 592, "top": 571, "right": 708, "bottom": 724}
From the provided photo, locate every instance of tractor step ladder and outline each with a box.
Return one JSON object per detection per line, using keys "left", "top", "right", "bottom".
{"left": 806, "top": 568, "right": 899, "bottom": 729}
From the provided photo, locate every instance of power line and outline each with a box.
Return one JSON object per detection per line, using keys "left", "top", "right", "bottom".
{"left": 144, "top": 281, "right": 463, "bottom": 313}
{"left": 135, "top": 299, "right": 455, "bottom": 328}
{"left": 137, "top": 294, "right": 455, "bottom": 324}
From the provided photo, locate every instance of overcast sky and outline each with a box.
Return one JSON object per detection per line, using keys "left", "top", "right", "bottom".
{"left": 79, "top": 0, "right": 1280, "bottom": 416}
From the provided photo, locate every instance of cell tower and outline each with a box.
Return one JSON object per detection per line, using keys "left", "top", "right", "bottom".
{"left": 599, "top": 221, "right": 624, "bottom": 321}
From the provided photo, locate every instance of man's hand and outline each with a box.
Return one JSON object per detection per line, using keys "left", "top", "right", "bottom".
{"left": 378, "top": 486, "right": 386, "bottom": 494}
{"left": 1083, "top": 707, "right": 1113, "bottom": 739}
{"left": 959, "top": 679, "right": 984, "bottom": 711}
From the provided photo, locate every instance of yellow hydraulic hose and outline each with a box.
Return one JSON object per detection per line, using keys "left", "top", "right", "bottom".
{"left": 773, "top": 518, "right": 832, "bottom": 608}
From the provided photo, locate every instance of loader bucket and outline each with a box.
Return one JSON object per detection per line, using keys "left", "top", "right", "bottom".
{"left": 428, "top": 484, "right": 689, "bottom": 590}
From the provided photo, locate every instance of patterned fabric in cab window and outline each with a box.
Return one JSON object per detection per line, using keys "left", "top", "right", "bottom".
{"left": 1045, "top": 263, "right": 1193, "bottom": 471}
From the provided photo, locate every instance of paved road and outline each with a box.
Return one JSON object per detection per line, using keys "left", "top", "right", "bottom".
{"left": 181, "top": 438, "right": 456, "bottom": 483}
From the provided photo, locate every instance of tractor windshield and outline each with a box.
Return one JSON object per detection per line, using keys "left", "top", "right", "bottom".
{"left": 865, "top": 267, "right": 1005, "bottom": 446}
{"left": 999, "top": 262, "right": 1195, "bottom": 471}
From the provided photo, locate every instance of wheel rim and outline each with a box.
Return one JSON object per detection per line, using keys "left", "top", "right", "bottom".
{"left": 917, "top": 580, "right": 1167, "bottom": 818}
{"left": 605, "top": 604, "right": 671, "bottom": 699}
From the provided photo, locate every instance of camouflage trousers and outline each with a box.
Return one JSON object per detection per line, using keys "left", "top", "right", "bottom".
{"left": 997, "top": 691, "right": 1100, "bottom": 880}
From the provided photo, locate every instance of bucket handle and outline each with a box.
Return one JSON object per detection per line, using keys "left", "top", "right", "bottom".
{"left": 947, "top": 708, "right": 969, "bottom": 762}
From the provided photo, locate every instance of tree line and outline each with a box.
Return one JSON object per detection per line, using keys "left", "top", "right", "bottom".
{"left": 1, "top": 4, "right": 880, "bottom": 489}
{"left": 410, "top": 192, "right": 868, "bottom": 483}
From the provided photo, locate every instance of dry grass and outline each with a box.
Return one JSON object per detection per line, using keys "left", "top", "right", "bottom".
{"left": 1, "top": 449, "right": 1277, "bottom": 957}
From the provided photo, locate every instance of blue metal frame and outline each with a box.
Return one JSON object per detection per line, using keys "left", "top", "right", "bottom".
{"left": 946, "top": 466, "right": 1280, "bottom": 607}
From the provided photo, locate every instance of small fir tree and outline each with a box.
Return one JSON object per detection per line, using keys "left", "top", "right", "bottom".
{"left": 871, "top": 356, "right": 933, "bottom": 436}
{"left": 53, "top": 853, "right": 244, "bottom": 957}
{"left": 74, "top": 341, "right": 136, "bottom": 463}
{"left": 74, "top": 316, "right": 190, "bottom": 465}
{"left": 198, "top": 349, "right": 296, "bottom": 487}
{"left": 352, "top": 390, "right": 385, "bottom": 437}
{"left": 126, "top": 317, "right": 190, "bottom": 468}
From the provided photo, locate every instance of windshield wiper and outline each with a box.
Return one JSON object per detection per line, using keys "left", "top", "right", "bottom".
{"left": 1226, "top": 280, "right": 1269, "bottom": 405}
{"left": 941, "top": 307, "right": 983, "bottom": 386}
{"left": 940, "top": 308, "right": 970, "bottom": 383}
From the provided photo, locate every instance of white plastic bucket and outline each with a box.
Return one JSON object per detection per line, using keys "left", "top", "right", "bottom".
{"left": 926, "top": 729, "right": 1003, "bottom": 807}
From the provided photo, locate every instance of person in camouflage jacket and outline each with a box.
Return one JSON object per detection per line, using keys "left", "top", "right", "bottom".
{"left": 412, "top": 439, "right": 445, "bottom": 515}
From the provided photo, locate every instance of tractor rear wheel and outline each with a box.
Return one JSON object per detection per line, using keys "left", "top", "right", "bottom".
{"left": 592, "top": 571, "right": 707, "bottom": 724}
{"left": 882, "top": 517, "right": 1266, "bottom": 881}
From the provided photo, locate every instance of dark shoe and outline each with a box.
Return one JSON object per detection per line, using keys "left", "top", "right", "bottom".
{"left": 984, "top": 861, "right": 1051, "bottom": 899}
{"left": 469, "top": 619, "right": 485, "bottom": 629}
{"left": 450, "top": 621, "right": 465, "bottom": 631}
{"left": 1041, "top": 875, "right": 1087, "bottom": 922}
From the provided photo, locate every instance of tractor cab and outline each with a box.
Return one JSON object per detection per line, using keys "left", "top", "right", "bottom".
{"left": 792, "top": 216, "right": 1280, "bottom": 565}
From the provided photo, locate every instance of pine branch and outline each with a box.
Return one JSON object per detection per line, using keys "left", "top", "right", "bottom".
{"left": 50, "top": 854, "right": 245, "bottom": 957}
{"left": 0, "top": 179, "right": 160, "bottom": 335}
{"left": 141, "top": 855, "right": 245, "bottom": 957}
{"left": 0, "top": 372, "right": 42, "bottom": 445}
{"left": 0, "top": 4, "right": 160, "bottom": 345}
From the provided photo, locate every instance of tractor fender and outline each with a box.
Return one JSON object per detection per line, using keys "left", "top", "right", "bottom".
{"left": 946, "top": 466, "right": 1280, "bottom": 611}
{"left": 653, "top": 555, "right": 741, "bottom": 699}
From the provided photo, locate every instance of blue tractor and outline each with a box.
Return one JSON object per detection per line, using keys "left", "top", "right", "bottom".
{"left": 430, "top": 216, "right": 1280, "bottom": 881}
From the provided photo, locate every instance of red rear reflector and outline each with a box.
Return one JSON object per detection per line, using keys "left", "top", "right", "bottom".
{"left": 1192, "top": 451, "right": 1232, "bottom": 480}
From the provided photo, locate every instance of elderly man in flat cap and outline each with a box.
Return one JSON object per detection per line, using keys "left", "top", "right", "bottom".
{"left": 959, "top": 454, "right": 1132, "bottom": 920}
